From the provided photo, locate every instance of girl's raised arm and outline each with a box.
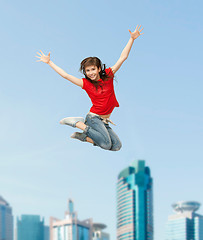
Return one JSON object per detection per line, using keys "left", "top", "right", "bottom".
{"left": 36, "top": 50, "right": 83, "bottom": 88}
{"left": 111, "top": 25, "right": 144, "bottom": 74}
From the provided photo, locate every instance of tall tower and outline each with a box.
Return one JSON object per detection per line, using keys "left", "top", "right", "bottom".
{"left": 165, "top": 201, "right": 203, "bottom": 240}
{"left": 50, "top": 199, "right": 109, "bottom": 240}
{"left": 0, "top": 196, "right": 13, "bottom": 240}
{"left": 17, "top": 215, "right": 45, "bottom": 240}
{"left": 50, "top": 199, "right": 93, "bottom": 240}
{"left": 117, "top": 160, "right": 153, "bottom": 240}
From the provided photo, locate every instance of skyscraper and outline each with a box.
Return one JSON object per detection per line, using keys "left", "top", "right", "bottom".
{"left": 0, "top": 196, "right": 13, "bottom": 240}
{"left": 50, "top": 199, "right": 109, "bottom": 240}
{"left": 50, "top": 199, "right": 92, "bottom": 240}
{"left": 17, "top": 215, "right": 45, "bottom": 240}
{"left": 165, "top": 201, "right": 203, "bottom": 240}
{"left": 117, "top": 160, "right": 153, "bottom": 240}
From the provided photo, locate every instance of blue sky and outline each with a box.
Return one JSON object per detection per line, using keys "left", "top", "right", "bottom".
{"left": 0, "top": 0, "right": 203, "bottom": 239}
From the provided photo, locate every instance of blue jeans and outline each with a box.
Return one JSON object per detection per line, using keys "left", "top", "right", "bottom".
{"left": 83, "top": 113, "right": 122, "bottom": 151}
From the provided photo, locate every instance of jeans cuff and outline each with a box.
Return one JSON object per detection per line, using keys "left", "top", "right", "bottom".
{"left": 80, "top": 133, "right": 88, "bottom": 142}
{"left": 83, "top": 126, "right": 90, "bottom": 134}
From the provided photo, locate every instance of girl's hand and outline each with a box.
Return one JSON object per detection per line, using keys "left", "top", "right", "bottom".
{"left": 36, "top": 50, "right": 51, "bottom": 64}
{"left": 128, "top": 25, "right": 144, "bottom": 40}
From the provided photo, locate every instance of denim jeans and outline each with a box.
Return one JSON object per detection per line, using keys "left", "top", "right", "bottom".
{"left": 83, "top": 113, "right": 122, "bottom": 151}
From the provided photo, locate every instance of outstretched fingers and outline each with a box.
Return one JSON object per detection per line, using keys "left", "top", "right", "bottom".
{"left": 139, "top": 27, "right": 144, "bottom": 35}
{"left": 35, "top": 55, "right": 42, "bottom": 62}
{"left": 138, "top": 25, "right": 143, "bottom": 31}
{"left": 39, "top": 50, "right": 45, "bottom": 56}
{"left": 35, "top": 52, "right": 41, "bottom": 62}
{"left": 136, "top": 25, "right": 144, "bottom": 35}
{"left": 132, "top": 25, "right": 144, "bottom": 34}
{"left": 35, "top": 50, "right": 51, "bottom": 63}
{"left": 35, "top": 52, "right": 42, "bottom": 62}
{"left": 36, "top": 52, "right": 42, "bottom": 57}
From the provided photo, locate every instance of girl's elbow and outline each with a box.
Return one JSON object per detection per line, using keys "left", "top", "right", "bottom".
{"left": 121, "top": 56, "right": 127, "bottom": 62}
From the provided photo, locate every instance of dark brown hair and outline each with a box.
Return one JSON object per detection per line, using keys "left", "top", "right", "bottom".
{"left": 79, "top": 57, "right": 111, "bottom": 89}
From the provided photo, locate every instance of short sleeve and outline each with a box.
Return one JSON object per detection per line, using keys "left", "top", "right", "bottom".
{"left": 105, "top": 67, "right": 114, "bottom": 78}
{"left": 82, "top": 78, "right": 88, "bottom": 90}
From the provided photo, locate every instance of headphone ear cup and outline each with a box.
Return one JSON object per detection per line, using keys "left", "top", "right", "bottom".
{"left": 102, "top": 64, "right": 106, "bottom": 74}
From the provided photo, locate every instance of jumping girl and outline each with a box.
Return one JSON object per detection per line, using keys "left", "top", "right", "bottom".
{"left": 36, "top": 25, "right": 143, "bottom": 151}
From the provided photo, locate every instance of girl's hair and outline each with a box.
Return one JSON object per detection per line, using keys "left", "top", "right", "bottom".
{"left": 79, "top": 57, "right": 111, "bottom": 89}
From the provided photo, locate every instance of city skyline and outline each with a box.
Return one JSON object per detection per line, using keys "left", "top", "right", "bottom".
{"left": 3, "top": 195, "right": 203, "bottom": 240}
{"left": 2, "top": 163, "right": 203, "bottom": 240}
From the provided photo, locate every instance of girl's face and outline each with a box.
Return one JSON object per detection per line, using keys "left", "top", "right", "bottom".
{"left": 85, "top": 65, "right": 101, "bottom": 81}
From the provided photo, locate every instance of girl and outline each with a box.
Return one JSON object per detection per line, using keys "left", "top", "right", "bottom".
{"left": 36, "top": 25, "right": 143, "bottom": 151}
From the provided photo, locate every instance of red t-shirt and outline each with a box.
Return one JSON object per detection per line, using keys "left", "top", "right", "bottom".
{"left": 82, "top": 67, "right": 119, "bottom": 115}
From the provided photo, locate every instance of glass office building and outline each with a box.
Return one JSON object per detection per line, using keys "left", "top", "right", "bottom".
{"left": 50, "top": 199, "right": 92, "bottom": 240}
{"left": 17, "top": 215, "right": 45, "bottom": 240}
{"left": 44, "top": 225, "right": 50, "bottom": 240}
{"left": 165, "top": 201, "right": 203, "bottom": 240}
{"left": 117, "top": 160, "right": 153, "bottom": 240}
{"left": 0, "top": 196, "right": 13, "bottom": 240}
{"left": 50, "top": 199, "right": 109, "bottom": 240}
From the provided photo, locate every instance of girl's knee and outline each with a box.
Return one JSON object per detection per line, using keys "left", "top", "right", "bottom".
{"left": 110, "top": 141, "right": 122, "bottom": 151}
{"left": 99, "top": 141, "right": 112, "bottom": 150}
